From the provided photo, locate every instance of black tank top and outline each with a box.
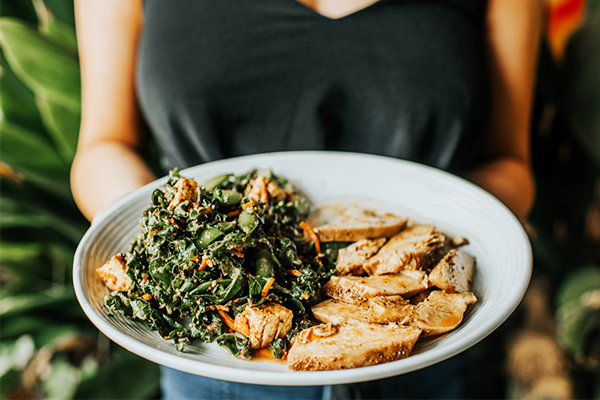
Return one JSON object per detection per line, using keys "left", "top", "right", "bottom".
{"left": 137, "top": 0, "right": 488, "bottom": 174}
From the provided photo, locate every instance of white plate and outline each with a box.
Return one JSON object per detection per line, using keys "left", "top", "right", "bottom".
{"left": 73, "top": 151, "right": 531, "bottom": 386}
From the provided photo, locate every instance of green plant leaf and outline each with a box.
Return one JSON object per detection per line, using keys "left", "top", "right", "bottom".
{"left": 0, "top": 336, "right": 35, "bottom": 398}
{"left": 73, "top": 350, "right": 161, "bottom": 400}
{"left": 557, "top": 266, "right": 600, "bottom": 308}
{"left": 0, "top": 368, "right": 21, "bottom": 399}
{"left": 0, "top": 177, "right": 87, "bottom": 242}
{"left": 556, "top": 266, "right": 600, "bottom": 362}
{"left": 33, "top": 0, "right": 77, "bottom": 52}
{"left": 0, "top": 119, "right": 72, "bottom": 198}
{"left": 0, "top": 55, "right": 45, "bottom": 133}
{"left": 0, "top": 287, "right": 75, "bottom": 317}
{"left": 0, "top": 193, "right": 85, "bottom": 243}
{"left": 42, "top": 355, "right": 80, "bottom": 400}
{"left": 556, "top": 300, "right": 600, "bottom": 360}
{"left": 0, "top": 0, "right": 38, "bottom": 24}
{"left": 36, "top": 91, "right": 80, "bottom": 162}
{"left": 42, "top": 0, "right": 75, "bottom": 28}
{"left": 0, "top": 241, "right": 44, "bottom": 263}
{"left": 0, "top": 17, "right": 80, "bottom": 113}
{"left": 0, "top": 335, "right": 35, "bottom": 377}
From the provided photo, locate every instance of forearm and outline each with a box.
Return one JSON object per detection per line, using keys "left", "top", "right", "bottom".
{"left": 468, "top": 157, "right": 535, "bottom": 219}
{"left": 71, "top": 140, "right": 155, "bottom": 221}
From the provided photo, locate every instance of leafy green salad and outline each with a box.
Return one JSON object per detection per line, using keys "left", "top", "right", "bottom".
{"left": 100, "top": 169, "right": 341, "bottom": 359}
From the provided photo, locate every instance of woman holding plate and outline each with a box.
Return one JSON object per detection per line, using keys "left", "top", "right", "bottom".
{"left": 71, "top": 0, "right": 542, "bottom": 398}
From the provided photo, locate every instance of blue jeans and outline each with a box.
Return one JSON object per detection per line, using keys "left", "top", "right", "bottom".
{"left": 161, "top": 355, "right": 464, "bottom": 400}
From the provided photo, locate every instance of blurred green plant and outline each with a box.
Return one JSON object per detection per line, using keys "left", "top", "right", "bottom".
{"left": 556, "top": 267, "right": 600, "bottom": 367}
{"left": 0, "top": 1, "right": 160, "bottom": 398}
{"left": 527, "top": 2, "right": 600, "bottom": 398}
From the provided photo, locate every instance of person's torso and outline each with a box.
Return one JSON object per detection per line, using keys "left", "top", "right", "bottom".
{"left": 137, "top": 0, "right": 488, "bottom": 173}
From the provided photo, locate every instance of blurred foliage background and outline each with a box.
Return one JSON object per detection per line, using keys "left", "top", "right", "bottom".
{"left": 0, "top": 0, "right": 598, "bottom": 399}
{"left": 0, "top": 0, "right": 160, "bottom": 399}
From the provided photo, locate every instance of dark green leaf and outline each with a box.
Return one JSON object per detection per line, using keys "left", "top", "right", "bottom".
{"left": 0, "top": 55, "right": 45, "bottom": 132}
{"left": 557, "top": 266, "right": 600, "bottom": 308}
{"left": 73, "top": 350, "right": 160, "bottom": 400}
{"left": 0, "top": 17, "right": 80, "bottom": 112}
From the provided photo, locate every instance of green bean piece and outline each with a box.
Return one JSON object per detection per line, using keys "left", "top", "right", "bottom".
{"left": 220, "top": 190, "right": 242, "bottom": 206}
{"left": 202, "top": 174, "right": 230, "bottom": 190}
{"left": 254, "top": 247, "right": 275, "bottom": 278}
{"left": 195, "top": 228, "right": 224, "bottom": 249}
{"left": 238, "top": 210, "right": 257, "bottom": 234}
{"left": 216, "top": 221, "right": 237, "bottom": 233}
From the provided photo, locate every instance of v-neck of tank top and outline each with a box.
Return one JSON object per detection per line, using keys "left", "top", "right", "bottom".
{"left": 289, "top": 0, "right": 384, "bottom": 21}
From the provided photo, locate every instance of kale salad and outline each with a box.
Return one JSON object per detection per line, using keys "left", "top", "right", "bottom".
{"left": 98, "top": 169, "right": 340, "bottom": 359}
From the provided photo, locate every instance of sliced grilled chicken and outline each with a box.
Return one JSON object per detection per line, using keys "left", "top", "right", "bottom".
{"left": 449, "top": 236, "right": 469, "bottom": 248}
{"left": 367, "top": 295, "right": 413, "bottom": 324}
{"left": 429, "top": 249, "right": 475, "bottom": 293}
{"left": 409, "top": 288, "right": 436, "bottom": 304}
{"left": 287, "top": 323, "right": 422, "bottom": 371}
{"left": 363, "top": 225, "right": 445, "bottom": 275}
{"left": 168, "top": 176, "right": 198, "bottom": 210}
{"left": 369, "top": 291, "right": 477, "bottom": 336}
{"left": 336, "top": 238, "right": 386, "bottom": 275}
{"left": 311, "top": 299, "right": 371, "bottom": 325}
{"left": 245, "top": 176, "right": 270, "bottom": 203}
{"left": 306, "top": 212, "right": 406, "bottom": 242}
{"left": 96, "top": 254, "right": 132, "bottom": 292}
{"left": 233, "top": 303, "right": 293, "bottom": 349}
{"left": 412, "top": 291, "right": 477, "bottom": 336}
{"left": 322, "top": 271, "right": 430, "bottom": 305}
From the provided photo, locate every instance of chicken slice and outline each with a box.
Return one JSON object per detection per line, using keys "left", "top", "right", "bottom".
{"left": 307, "top": 212, "right": 406, "bottom": 243}
{"left": 336, "top": 238, "right": 386, "bottom": 275}
{"left": 311, "top": 299, "right": 371, "bottom": 325}
{"left": 287, "top": 323, "right": 422, "bottom": 371}
{"left": 168, "top": 176, "right": 198, "bottom": 210}
{"left": 412, "top": 291, "right": 477, "bottom": 336}
{"left": 369, "top": 291, "right": 477, "bottom": 336}
{"left": 429, "top": 250, "right": 475, "bottom": 293}
{"left": 232, "top": 303, "right": 293, "bottom": 349}
{"left": 96, "top": 254, "right": 132, "bottom": 292}
{"left": 363, "top": 225, "right": 445, "bottom": 275}
{"left": 409, "top": 288, "right": 436, "bottom": 304}
{"left": 322, "top": 271, "right": 430, "bottom": 306}
{"left": 367, "top": 295, "right": 413, "bottom": 324}
{"left": 244, "top": 176, "right": 268, "bottom": 204}
{"left": 267, "top": 181, "right": 286, "bottom": 202}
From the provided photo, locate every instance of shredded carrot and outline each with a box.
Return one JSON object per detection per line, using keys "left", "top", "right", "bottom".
{"left": 216, "top": 309, "right": 236, "bottom": 331}
{"left": 241, "top": 201, "right": 254, "bottom": 210}
{"left": 205, "top": 305, "right": 229, "bottom": 311}
{"left": 199, "top": 256, "right": 211, "bottom": 271}
{"left": 299, "top": 221, "right": 321, "bottom": 255}
{"left": 190, "top": 255, "right": 201, "bottom": 263}
{"left": 227, "top": 209, "right": 241, "bottom": 217}
{"left": 286, "top": 269, "right": 301, "bottom": 277}
{"left": 261, "top": 277, "right": 276, "bottom": 297}
{"left": 148, "top": 229, "right": 160, "bottom": 238}
{"left": 200, "top": 206, "right": 212, "bottom": 214}
{"left": 142, "top": 294, "right": 153, "bottom": 301}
